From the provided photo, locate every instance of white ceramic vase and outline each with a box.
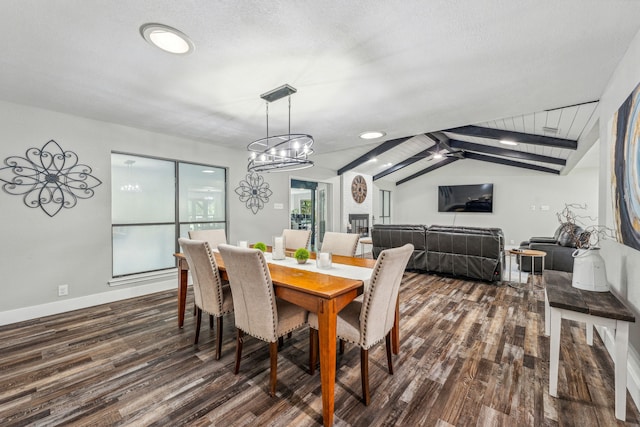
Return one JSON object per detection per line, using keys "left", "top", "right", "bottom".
{"left": 571, "top": 248, "right": 609, "bottom": 292}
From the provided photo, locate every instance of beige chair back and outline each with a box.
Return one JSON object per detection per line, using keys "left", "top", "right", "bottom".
{"left": 188, "top": 229, "right": 227, "bottom": 249}
{"left": 320, "top": 232, "right": 360, "bottom": 257}
{"left": 218, "top": 244, "right": 279, "bottom": 342}
{"left": 360, "top": 243, "right": 413, "bottom": 349}
{"left": 178, "top": 238, "right": 229, "bottom": 316}
{"left": 282, "top": 229, "right": 311, "bottom": 250}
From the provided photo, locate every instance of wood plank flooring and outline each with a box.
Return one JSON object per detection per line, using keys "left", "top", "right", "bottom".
{"left": 1, "top": 272, "right": 639, "bottom": 426}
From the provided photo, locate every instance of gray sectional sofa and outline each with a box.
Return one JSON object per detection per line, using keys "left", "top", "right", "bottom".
{"left": 371, "top": 224, "right": 504, "bottom": 282}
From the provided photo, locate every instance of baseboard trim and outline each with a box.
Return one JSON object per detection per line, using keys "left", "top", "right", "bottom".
{"left": 0, "top": 278, "right": 180, "bottom": 326}
{"left": 596, "top": 325, "right": 640, "bottom": 412}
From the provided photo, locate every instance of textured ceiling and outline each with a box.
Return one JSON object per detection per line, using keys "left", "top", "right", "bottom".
{"left": 1, "top": 1, "right": 639, "bottom": 180}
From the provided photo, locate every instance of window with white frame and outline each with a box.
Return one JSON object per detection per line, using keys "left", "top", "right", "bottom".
{"left": 111, "top": 153, "right": 227, "bottom": 277}
{"left": 380, "top": 190, "right": 391, "bottom": 224}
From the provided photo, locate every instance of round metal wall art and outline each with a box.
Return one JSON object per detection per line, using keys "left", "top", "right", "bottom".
{"left": 0, "top": 139, "right": 102, "bottom": 217}
{"left": 235, "top": 171, "right": 272, "bottom": 214}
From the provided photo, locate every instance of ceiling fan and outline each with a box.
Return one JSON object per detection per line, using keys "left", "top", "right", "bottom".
{"left": 427, "top": 136, "right": 465, "bottom": 161}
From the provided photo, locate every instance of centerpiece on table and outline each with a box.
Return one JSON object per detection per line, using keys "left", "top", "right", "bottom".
{"left": 294, "top": 248, "right": 310, "bottom": 264}
{"left": 558, "top": 204, "right": 614, "bottom": 292}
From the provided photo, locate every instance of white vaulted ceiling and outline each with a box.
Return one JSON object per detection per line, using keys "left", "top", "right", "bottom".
{"left": 1, "top": 1, "right": 639, "bottom": 182}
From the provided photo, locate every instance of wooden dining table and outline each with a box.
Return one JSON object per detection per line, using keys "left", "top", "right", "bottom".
{"left": 174, "top": 250, "right": 400, "bottom": 427}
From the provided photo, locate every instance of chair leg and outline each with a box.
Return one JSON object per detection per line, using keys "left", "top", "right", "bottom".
{"left": 339, "top": 339, "right": 345, "bottom": 355}
{"left": 215, "top": 316, "right": 223, "bottom": 360}
{"left": 309, "top": 328, "right": 318, "bottom": 375}
{"left": 385, "top": 332, "right": 394, "bottom": 375}
{"left": 209, "top": 314, "right": 214, "bottom": 329}
{"left": 194, "top": 307, "right": 202, "bottom": 345}
{"left": 278, "top": 336, "right": 284, "bottom": 349}
{"left": 234, "top": 329, "right": 244, "bottom": 375}
{"left": 269, "top": 341, "right": 278, "bottom": 397}
{"left": 361, "top": 348, "right": 370, "bottom": 406}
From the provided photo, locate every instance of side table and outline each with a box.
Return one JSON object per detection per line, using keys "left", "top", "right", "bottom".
{"left": 359, "top": 237, "right": 373, "bottom": 258}
{"left": 507, "top": 248, "right": 546, "bottom": 286}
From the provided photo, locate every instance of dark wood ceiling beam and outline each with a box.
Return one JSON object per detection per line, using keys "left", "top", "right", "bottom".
{"left": 373, "top": 147, "right": 435, "bottom": 181}
{"left": 445, "top": 125, "right": 577, "bottom": 150}
{"left": 395, "top": 157, "right": 459, "bottom": 185}
{"left": 337, "top": 136, "right": 413, "bottom": 175}
{"left": 449, "top": 139, "right": 567, "bottom": 166}
{"left": 463, "top": 152, "right": 560, "bottom": 174}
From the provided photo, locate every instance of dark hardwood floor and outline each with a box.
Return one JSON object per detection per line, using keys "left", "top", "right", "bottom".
{"left": 1, "top": 272, "right": 639, "bottom": 426}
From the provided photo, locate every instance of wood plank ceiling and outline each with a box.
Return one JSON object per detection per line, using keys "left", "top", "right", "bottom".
{"left": 340, "top": 101, "right": 599, "bottom": 185}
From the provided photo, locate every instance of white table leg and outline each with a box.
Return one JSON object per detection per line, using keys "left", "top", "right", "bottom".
{"left": 549, "top": 307, "right": 562, "bottom": 397}
{"left": 586, "top": 322, "right": 594, "bottom": 346}
{"left": 615, "top": 321, "right": 630, "bottom": 421}
{"left": 518, "top": 253, "right": 522, "bottom": 283}
{"left": 544, "top": 290, "right": 550, "bottom": 337}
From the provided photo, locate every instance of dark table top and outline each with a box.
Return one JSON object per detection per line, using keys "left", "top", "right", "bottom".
{"left": 544, "top": 270, "right": 635, "bottom": 323}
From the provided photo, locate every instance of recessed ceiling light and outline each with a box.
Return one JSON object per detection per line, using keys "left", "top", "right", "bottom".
{"left": 359, "top": 131, "right": 386, "bottom": 140}
{"left": 367, "top": 157, "right": 378, "bottom": 163}
{"left": 140, "top": 23, "right": 194, "bottom": 55}
{"left": 383, "top": 162, "right": 393, "bottom": 167}
{"left": 500, "top": 140, "right": 518, "bottom": 146}
{"left": 433, "top": 153, "right": 443, "bottom": 159}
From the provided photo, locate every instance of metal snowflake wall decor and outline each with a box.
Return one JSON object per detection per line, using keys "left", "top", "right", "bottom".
{"left": 0, "top": 139, "right": 102, "bottom": 217}
{"left": 235, "top": 171, "right": 272, "bottom": 214}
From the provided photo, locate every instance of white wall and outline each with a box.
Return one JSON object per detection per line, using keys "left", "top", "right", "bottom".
{"left": 597, "top": 25, "right": 640, "bottom": 404}
{"left": 391, "top": 159, "right": 598, "bottom": 246}
{"left": 0, "top": 100, "right": 340, "bottom": 321}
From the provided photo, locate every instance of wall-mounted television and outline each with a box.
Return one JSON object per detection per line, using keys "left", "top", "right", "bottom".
{"left": 438, "top": 183, "right": 494, "bottom": 213}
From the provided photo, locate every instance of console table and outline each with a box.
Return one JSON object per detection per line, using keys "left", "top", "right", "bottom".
{"left": 544, "top": 270, "right": 635, "bottom": 420}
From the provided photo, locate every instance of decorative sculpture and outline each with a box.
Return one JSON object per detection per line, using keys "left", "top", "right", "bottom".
{"left": 0, "top": 139, "right": 102, "bottom": 217}
{"left": 234, "top": 171, "right": 272, "bottom": 214}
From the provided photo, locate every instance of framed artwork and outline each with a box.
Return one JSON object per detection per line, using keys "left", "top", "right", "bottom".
{"left": 611, "top": 80, "right": 640, "bottom": 250}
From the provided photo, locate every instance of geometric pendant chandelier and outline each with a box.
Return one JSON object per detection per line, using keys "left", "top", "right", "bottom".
{"left": 247, "top": 84, "right": 314, "bottom": 172}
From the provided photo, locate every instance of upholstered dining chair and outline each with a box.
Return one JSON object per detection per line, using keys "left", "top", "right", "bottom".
{"left": 308, "top": 243, "right": 413, "bottom": 405}
{"left": 217, "top": 244, "right": 308, "bottom": 397}
{"left": 188, "top": 229, "right": 227, "bottom": 249}
{"left": 178, "top": 238, "right": 234, "bottom": 360}
{"left": 282, "top": 229, "right": 311, "bottom": 251}
{"left": 320, "top": 231, "right": 360, "bottom": 257}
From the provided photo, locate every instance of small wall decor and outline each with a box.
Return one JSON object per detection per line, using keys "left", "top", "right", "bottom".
{"left": 235, "top": 171, "right": 272, "bottom": 214}
{"left": 0, "top": 139, "right": 102, "bottom": 217}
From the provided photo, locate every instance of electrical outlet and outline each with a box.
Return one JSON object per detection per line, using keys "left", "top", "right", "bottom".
{"left": 530, "top": 205, "right": 536, "bottom": 211}
{"left": 58, "top": 284, "right": 69, "bottom": 296}
{"left": 510, "top": 239, "right": 515, "bottom": 245}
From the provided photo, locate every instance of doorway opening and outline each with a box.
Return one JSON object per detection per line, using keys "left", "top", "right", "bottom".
{"left": 290, "top": 179, "right": 331, "bottom": 250}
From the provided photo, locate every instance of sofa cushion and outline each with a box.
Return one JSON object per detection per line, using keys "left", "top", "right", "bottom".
{"left": 556, "top": 223, "right": 584, "bottom": 247}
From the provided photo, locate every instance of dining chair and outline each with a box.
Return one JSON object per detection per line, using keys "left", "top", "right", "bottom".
{"left": 320, "top": 231, "right": 360, "bottom": 257}
{"left": 188, "top": 229, "right": 227, "bottom": 249}
{"left": 178, "top": 238, "right": 234, "bottom": 360}
{"left": 217, "top": 244, "right": 308, "bottom": 397}
{"left": 282, "top": 229, "right": 311, "bottom": 250}
{"left": 308, "top": 243, "right": 413, "bottom": 405}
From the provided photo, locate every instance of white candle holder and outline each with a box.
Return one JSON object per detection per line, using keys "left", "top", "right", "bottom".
{"left": 273, "top": 235, "right": 286, "bottom": 260}
{"left": 316, "top": 251, "right": 332, "bottom": 269}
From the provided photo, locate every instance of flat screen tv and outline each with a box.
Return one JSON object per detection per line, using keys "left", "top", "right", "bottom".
{"left": 438, "top": 183, "right": 494, "bottom": 213}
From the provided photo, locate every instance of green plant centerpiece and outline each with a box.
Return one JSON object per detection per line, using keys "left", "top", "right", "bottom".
{"left": 294, "top": 248, "right": 310, "bottom": 264}
{"left": 253, "top": 242, "right": 267, "bottom": 252}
